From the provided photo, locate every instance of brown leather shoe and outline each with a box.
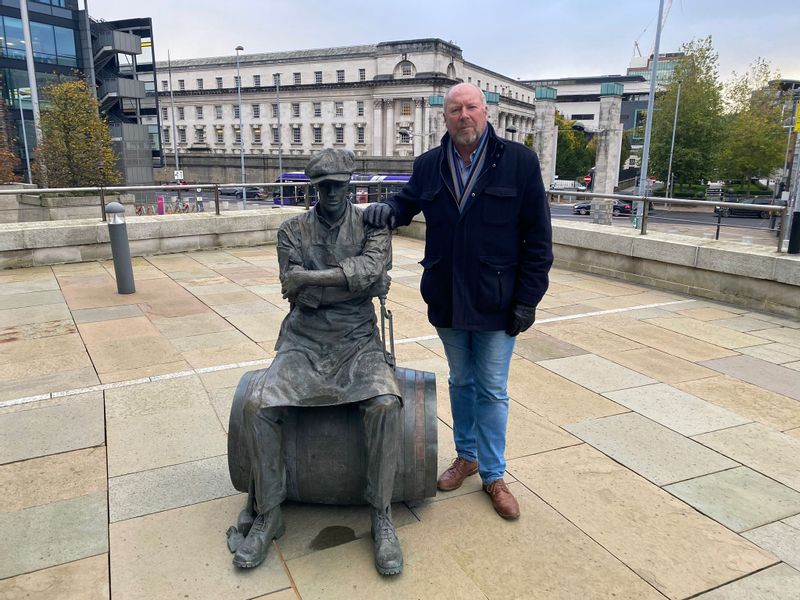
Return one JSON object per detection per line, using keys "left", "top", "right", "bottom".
{"left": 437, "top": 457, "right": 479, "bottom": 491}
{"left": 483, "top": 479, "right": 520, "bottom": 519}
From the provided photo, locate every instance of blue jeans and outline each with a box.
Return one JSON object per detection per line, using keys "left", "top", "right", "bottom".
{"left": 436, "top": 328, "right": 516, "bottom": 484}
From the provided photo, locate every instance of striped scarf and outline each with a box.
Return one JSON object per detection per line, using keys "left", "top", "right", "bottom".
{"left": 446, "top": 132, "right": 489, "bottom": 211}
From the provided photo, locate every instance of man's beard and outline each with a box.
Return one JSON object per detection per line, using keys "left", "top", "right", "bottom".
{"left": 451, "top": 125, "right": 482, "bottom": 147}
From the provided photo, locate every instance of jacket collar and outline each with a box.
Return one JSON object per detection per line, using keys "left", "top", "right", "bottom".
{"left": 438, "top": 123, "right": 505, "bottom": 205}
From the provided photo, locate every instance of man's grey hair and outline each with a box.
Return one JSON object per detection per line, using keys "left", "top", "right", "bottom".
{"left": 443, "top": 83, "right": 487, "bottom": 110}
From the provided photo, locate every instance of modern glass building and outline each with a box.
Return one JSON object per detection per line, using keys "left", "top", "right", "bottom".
{"left": 0, "top": 0, "right": 159, "bottom": 184}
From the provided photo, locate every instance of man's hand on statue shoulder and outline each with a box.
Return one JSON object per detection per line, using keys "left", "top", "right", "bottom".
{"left": 363, "top": 202, "right": 396, "bottom": 229}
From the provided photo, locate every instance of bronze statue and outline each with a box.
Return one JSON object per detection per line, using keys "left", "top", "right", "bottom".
{"left": 229, "top": 149, "right": 403, "bottom": 576}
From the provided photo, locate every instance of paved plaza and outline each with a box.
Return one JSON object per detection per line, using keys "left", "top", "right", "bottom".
{"left": 1, "top": 235, "right": 800, "bottom": 599}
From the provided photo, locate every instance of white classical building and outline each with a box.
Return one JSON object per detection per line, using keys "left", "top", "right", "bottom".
{"left": 152, "top": 39, "right": 538, "bottom": 160}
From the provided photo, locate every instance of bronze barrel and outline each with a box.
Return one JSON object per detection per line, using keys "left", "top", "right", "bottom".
{"left": 228, "top": 367, "right": 438, "bottom": 504}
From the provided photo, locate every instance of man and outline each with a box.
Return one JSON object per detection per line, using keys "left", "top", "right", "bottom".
{"left": 234, "top": 149, "right": 404, "bottom": 575}
{"left": 364, "top": 83, "right": 553, "bottom": 519}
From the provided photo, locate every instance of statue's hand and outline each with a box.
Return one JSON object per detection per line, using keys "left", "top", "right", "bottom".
{"left": 281, "top": 270, "right": 308, "bottom": 299}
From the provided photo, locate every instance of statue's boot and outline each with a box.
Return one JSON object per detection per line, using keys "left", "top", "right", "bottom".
{"left": 371, "top": 505, "right": 403, "bottom": 576}
{"left": 232, "top": 507, "right": 285, "bottom": 569}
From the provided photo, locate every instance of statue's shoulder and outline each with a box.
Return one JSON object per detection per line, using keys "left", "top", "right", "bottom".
{"left": 278, "top": 212, "right": 310, "bottom": 235}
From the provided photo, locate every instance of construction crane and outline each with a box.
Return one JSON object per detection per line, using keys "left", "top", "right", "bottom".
{"left": 633, "top": 0, "right": 673, "bottom": 58}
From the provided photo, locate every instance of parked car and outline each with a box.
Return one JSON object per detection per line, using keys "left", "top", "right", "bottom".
{"left": 572, "top": 199, "right": 632, "bottom": 216}
{"left": 551, "top": 180, "right": 587, "bottom": 192}
{"left": 714, "top": 197, "right": 773, "bottom": 219}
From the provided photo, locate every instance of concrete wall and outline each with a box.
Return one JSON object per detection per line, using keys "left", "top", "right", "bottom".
{"left": 1, "top": 192, "right": 136, "bottom": 223}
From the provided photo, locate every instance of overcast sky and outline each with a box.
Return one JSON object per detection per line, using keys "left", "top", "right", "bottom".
{"left": 88, "top": 0, "right": 799, "bottom": 82}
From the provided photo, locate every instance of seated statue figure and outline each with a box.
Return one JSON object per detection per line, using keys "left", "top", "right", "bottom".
{"left": 232, "top": 148, "right": 403, "bottom": 576}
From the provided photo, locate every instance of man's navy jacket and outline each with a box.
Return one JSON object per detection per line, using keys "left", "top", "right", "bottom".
{"left": 384, "top": 124, "right": 554, "bottom": 331}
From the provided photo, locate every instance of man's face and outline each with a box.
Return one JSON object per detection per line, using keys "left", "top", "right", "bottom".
{"left": 444, "top": 84, "right": 488, "bottom": 148}
{"left": 317, "top": 179, "right": 348, "bottom": 211}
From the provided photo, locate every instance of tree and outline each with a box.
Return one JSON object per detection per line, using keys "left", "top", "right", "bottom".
{"left": 555, "top": 112, "right": 593, "bottom": 180}
{"left": 649, "top": 37, "right": 725, "bottom": 187}
{"left": 717, "top": 58, "right": 785, "bottom": 192}
{"left": 0, "top": 88, "right": 21, "bottom": 184}
{"left": 620, "top": 129, "right": 632, "bottom": 171}
{"left": 35, "top": 79, "right": 120, "bottom": 187}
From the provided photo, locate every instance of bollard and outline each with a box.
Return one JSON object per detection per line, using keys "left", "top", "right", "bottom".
{"left": 105, "top": 202, "right": 136, "bottom": 294}
{"left": 788, "top": 211, "right": 800, "bottom": 255}
{"left": 157, "top": 195, "right": 165, "bottom": 215}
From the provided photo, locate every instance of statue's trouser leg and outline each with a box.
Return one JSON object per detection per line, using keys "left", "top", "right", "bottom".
{"left": 360, "top": 394, "right": 401, "bottom": 509}
{"left": 242, "top": 400, "right": 287, "bottom": 514}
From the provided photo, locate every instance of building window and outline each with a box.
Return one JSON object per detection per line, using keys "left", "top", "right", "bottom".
{"left": 313, "top": 125, "right": 322, "bottom": 144}
{"left": 161, "top": 80, "right": 168, "bottom": 91}
{"left": 571, "top": 113, "right": 595, "bottom": 121}
{"left": 468, "top": 76, "right": 472, "bottom": 83}
{"left": 215, "top": 127, "right": 224, "bottom": 144}
{"left": 195, "top": 106, "right": 203, "bottom": 119}
{"left": 253, "top": 127, "right": 262, "bottom": 144}
{"left": 477, "top": 79, "right": 480, "bottom": 87}
{"left": 399, "top": 130, "right": 410, "bottom": 144}
{"left": 356, "top": 126, "right": 365, "bottom": 144}
{"left": 359, "top": 68, "right": 366, "bottom": 81}
{"left": 335, "top": 125, "right": 344, "bottom": 144}
{"left": 273, "top": 73, "right": 281, "bottom": 85}
{"left": 196, "top": 128, "right": 205, "bottom": 143}
{"left": 234, "top": 75, "right": 240, "bottom": 87}
{"left": 292, "top": 126, "right": 301, "bottom": 144}
{"left": 161, "top": 107, "right": 168, "bottom": 120}
{"left": 196, "top": 78, "right": 204, "bottom": 90}
{"left": 177, "top": 106, "right": 185, "bottom": 120}
{"left": 162, "top": 128, "right": 170, "bottom": 144}
{"left": 291, "top": 102, "right": 300, "bottom": 118}
{"left": 214, "top": 105, "right": 222, "bottom": 119}
{"left": 272, "top": 103, "right": 279, "bottom": 118}
{"left": 357, "top": 101, "right": 364, "bottom": 117}
{"left": 252, "top": 104, "right": 260, "bottom": 118}
{"left": 234, "top": 127, "right": 241, "bottom": 145}
{"left": 314, "top": 71, "right": 322, "bottom": 84}
{"left": 335, "top": 102, "right": 343, "bottom": 117}
{"left": 272, "top": 127, "right": 280, "bottom": 144}
{"left": 178, "top": 79, "right": 185, "bottom": 91}
{"left": 313, "top": 102, "right": 321, "bottom": 117}
{"left": 216, "top": 76, "right": 223, "bottom": 89}
{"left": 178, "top": 127, "right": 187, "bottom": 144}
{"left": 400, "top": 101, "right": 411, "bottom": 117}
{"left": 253, "top": 74, "right": 261, "bottom": 87}
{"left": 401, "top": 63, "right": 412, "bottom": 77}
{"left": 336, "top": 69, "right": 345, "bottom": 83}
{"left": 294, "top": 72, "right": 301, "bottom": 85}
{"left": 233, "top": 104, "right": 240, "bottom": 119}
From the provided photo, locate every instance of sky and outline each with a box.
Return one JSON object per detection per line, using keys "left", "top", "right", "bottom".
{"left": 88, "top": 0, "right": 800, "bottom": 82}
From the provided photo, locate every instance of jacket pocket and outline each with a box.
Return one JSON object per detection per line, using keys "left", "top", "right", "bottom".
{"left": 419, "top": 255, "right": 442, "bottom": 305}
{"left": 482, "top": 186, "right": 518, "bottom": 225}
{"left": 477, "top": 256, "right": 517, "bottom": 312}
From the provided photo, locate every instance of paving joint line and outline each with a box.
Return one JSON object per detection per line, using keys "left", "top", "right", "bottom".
{"left": 0, "top": 299, "right": 693, "bottom": 410}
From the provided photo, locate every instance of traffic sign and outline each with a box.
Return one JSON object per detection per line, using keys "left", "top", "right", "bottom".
{"left": 583, "top": 175, "right": 592, "bottom": 184}
{"left": 173, "top": 170, "right": 184, "bottom": 181}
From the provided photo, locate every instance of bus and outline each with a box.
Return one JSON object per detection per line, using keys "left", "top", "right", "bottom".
{"left": 273, "top": 172, "right": 411, "bottom": 205}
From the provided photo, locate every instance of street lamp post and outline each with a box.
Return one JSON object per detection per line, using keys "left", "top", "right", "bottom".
{"left": 666, "top": 80, "right": 682, "bottom": 198}
{"left": 235, "top": 45, "right": 246, "bottom": 208}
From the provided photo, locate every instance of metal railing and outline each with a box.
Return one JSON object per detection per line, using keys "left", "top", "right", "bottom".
{"left": 548, "top": 189, "right": 790, "bottom": 252}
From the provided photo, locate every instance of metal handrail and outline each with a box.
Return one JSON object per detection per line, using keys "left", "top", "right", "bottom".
{"left": 547, "top": 189, "right": 789, "bottom": 252}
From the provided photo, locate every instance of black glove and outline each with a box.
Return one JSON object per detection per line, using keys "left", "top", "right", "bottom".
{"left": 363, "top": 202, "right": 395, "bottom": 229}
{"left": 505, "top": 303, "right": 536, "bottom": 337}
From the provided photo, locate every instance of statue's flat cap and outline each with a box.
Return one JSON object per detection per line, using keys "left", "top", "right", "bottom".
{"left": 305, "top": 148, "right": 356, "bottom": 184}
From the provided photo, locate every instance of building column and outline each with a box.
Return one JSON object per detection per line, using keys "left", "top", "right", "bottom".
{"left": 413, "top": 97, "right": 424, "bottom": 156}
{"left": 532, "top": 87, "right": 558, "bottom": 187}
{"left": 422, "top": 97, "right": 431, "bottom": 152}
{"left": 385, "top": 99, "right": 395, "bottom": 157}
{"left": 594, "top": 84, "right": 624, "bottom": 195}
{"left": 373, "top": 99, "right": 384, "bottom": 156}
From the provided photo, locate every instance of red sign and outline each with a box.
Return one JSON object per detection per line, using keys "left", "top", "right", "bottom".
{"left": 583, "top": 175, "right": 592, "bottom": 184}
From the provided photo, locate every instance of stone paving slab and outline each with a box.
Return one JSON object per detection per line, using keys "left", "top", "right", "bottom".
{"left": 784, "top": 514, "right": 800, "bottom": 530}
{"left": 645, "top": 316, "right": 771, "bottom": 349}
{"left": 536, "top": 321, "right": 644, "bottom": 354}
{"left": 738, "top": 342, "right": 800, "bottom": 364}
{"left": 0, "top": 303, "right": 72, "bottom": 328}
{"left": 104, "top": 376, "right": 227, "bottom": 477}
{"left": 603, "top": 383, "right": 750, "bottom": 436}
{"left": 0, "top": 366, "right": 100, "bottom": 403}
{"left": 565, "top": 412, "right": 738, "bottom": 485}
{"left": 742, "top": 522, "right": 800, "bottom": 570}
{"left": 0, "top": 490, "right": 108, "bottom": 579}
{"left": 664, "top": 467, "right": 800, "bottom": 532}
{"left": 538, "top": 354, "right": 657, "bottom": 393}
{"left": 110, "top": 494, "right": 289, "bottom": 600}
{"left": 709, "top": 315, "right": 780, "bottom": 332}
{"left": 0, "top": 290, "right": 64, "bottom": 310}
{"left": 694, "top": 423, "right": 800, "bottom": 492}
{"left": 693, "top": 563, "right": 800, "bottom": 600}
{"left": 511, "top": 329, "right": 587, "bottom": 361}
{"left": 700, "top": 355, "right": 800, "bottom": 401}
{"left": 109, "top": 454, "right": 238, "bottom": 522}
{"left": 675, "top": 375, "right": 800, "bottom": 432}
{"left": 752, "top": 326, "right": 800, "bottom": 346}
{"left": 601, "top": 346, "right": 717, "bottom": 383}
{"left": 411, "top": 483, "right": 666, "bottom": 599}
{"left": 0, "top": 554, "right": 109, "bottom": 600}
{"left": 508, "top": 444, "right": 777, "bottom": 600}
{"left": 677, "top": 306, "right": 741, "bottom": 321}
{"left": 0, "top": 393, "right": 105, "bottom": 465}
{"left": 71, "top": 303, "right": 145, "bottom": 324}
